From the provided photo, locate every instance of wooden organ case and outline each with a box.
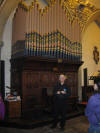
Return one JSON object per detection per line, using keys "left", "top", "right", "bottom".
{"left": 11, "top": 0, "right": 83, "bottom": 117}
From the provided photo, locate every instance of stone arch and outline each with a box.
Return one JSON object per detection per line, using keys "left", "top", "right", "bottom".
{"left": 82, "top": 10, "right": 100, "bottom": 37}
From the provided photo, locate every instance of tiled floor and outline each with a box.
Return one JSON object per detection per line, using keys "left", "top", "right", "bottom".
{"left": 0, "top": 116, "right": 89, "bottom": 133}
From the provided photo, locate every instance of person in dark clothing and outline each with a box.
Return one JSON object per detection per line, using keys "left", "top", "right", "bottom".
{"left": 85, "top": 79, "right": 100, "bottom": 133}
{"left": 51, "top": 74, "right": 71, "bottom": 131}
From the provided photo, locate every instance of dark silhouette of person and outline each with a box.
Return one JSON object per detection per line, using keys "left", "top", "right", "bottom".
{"left": 51, "top": 74, "right": 71, "bottom": 131}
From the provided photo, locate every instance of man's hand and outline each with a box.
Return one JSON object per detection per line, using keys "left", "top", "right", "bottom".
{"left": 57, "top": 91, "right": 60, "bottom": 94}
{"left": 61, "top": 91, "right": 66, "bottom": 94}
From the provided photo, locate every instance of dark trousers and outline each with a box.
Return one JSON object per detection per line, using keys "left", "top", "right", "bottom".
{"left": 53, "top": 99, "right": 67, "bottom": 128}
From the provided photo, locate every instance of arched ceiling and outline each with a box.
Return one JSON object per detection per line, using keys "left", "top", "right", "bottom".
{"left": 89, "top": 0, "right": 100, "bottom": 9}
{"left": 0, "top": 0, "right": 100, "bottom": 40}
{"left": 46, "top": 0, "right": 100, "bottom": 9}
{"left": 21, "top": 0, "right": 100, "bottom": 10}
{"left": 0, "top": 0, "right": 19, "bottom": 40}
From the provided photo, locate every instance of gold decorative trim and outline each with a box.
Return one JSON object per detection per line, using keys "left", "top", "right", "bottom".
{"left": 18, "top": 0, "right": 100, "bottom": 31}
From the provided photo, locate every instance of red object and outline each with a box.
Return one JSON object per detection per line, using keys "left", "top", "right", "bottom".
{"left": 79, "top": 102, "right": 88, "bottom": 105}
{"left": 8, "top": 95, "right": 13, "bottom": 98}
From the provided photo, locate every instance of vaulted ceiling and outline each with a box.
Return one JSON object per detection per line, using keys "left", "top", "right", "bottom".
{"left": 0, "top": 0, "right": 18, "bottom": 40}
{"left": 0, "top": 0, "right": 100, "bottom": 40}
{"left": 89, "top": 0, "right": 100, "bottom": 9}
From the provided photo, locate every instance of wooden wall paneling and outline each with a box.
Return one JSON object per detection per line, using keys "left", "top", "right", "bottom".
{"left": 22, "top": 72, "right": 34, "bottom": 113}
{"left": 66, "top": 72, "right": 77, "bottom": 96}
{"left": 11, "top": 57, "right": 83, "bottom": 116}
{"left": 34, "top": 72, "right": 41, "bottom": 103}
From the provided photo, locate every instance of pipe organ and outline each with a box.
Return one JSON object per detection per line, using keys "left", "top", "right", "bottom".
{"left": 12, "top": 0, "right": 82, "bottom": 62}
{"left": 11, "top": 0, "right": 83, "bottom": 117}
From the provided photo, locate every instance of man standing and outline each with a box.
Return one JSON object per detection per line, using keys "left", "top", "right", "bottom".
{"left": 51, "top": 74, "right": 71, "bottom": 131}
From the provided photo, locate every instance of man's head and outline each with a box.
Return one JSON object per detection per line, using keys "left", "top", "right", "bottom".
{"left": 59, "top": 74, "right": 67, "bottom": 84}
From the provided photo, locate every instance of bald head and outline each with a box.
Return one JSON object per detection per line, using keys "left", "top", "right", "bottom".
{"left": 59, "top": 74, "right": 66, "bottom": 84}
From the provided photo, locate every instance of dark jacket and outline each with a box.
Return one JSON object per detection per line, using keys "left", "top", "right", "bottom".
{"left": 85, "top": 93, "right": 100, "bottom": 127}
{"left": 53, "top": 82, "right": 71, "bottom": 102}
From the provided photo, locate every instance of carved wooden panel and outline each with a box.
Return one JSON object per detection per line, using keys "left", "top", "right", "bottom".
{"left": 11, "top": 57, "right": 83, "bottom": 116}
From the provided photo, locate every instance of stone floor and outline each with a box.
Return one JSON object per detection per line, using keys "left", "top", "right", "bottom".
{"left": 0, "top": 116, "right": 89, "bottom": 133}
